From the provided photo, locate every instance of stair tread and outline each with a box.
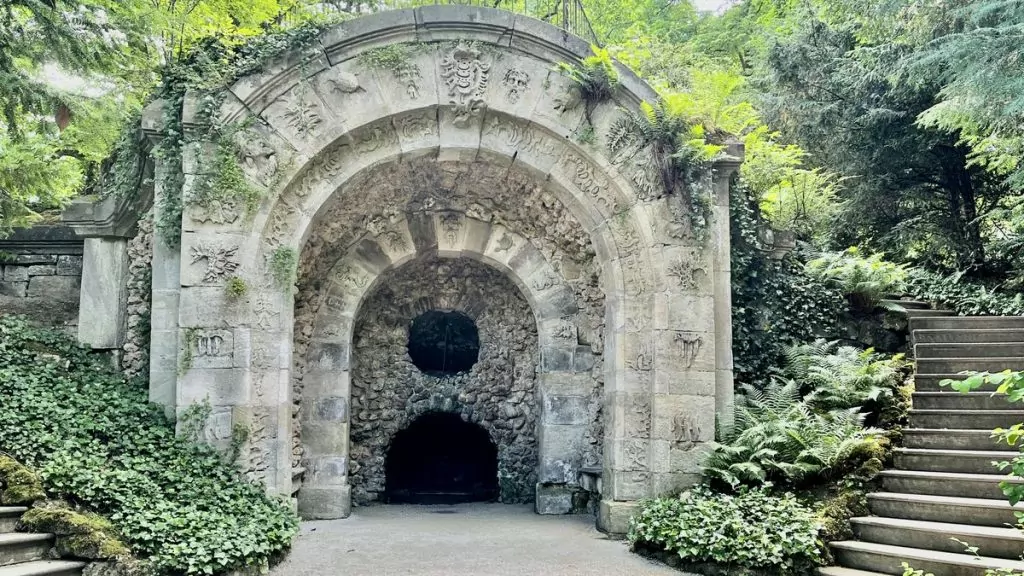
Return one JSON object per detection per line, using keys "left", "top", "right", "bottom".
{"left": 0, "top": 508, "right": 27, "bottom": 517}
{"left": 908, "top": 409, "right": 1024, "bottom": 414}
{"left": 831, "top": 541, "right": 1024, "bottom": 569}
{"left": 894, "top": 447, "right": 1017, "bottom": 457}
{"left": 879, "top": 469, "right": 1020, "bottom": 482}
{"left": 902, "top": 427, "right": 1003, "bottom": 433}
{"left": 851, "top": 516, "right": 1024, "bottom": 539}
{"left": 817, "top": 568, "right": 888, "bottom": 576}
{"left": 0, "top": 561, "right": 87, "bottom": 576}
{"left": 868, "top": 492, "right": 1023, "bottom": 509}
{"left": 912, "top": 392, "right": 1007, "bottom": 397}
{"left": 0, "top": 533, "right": 52, "bottom": 544}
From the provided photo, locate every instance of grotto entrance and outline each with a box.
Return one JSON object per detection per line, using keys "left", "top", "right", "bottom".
{"left": 384, "top": 412, "right": 499, "bottom": 504}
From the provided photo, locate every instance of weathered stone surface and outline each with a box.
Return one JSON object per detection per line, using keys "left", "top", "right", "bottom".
{"left": 26, "top": 264, "right": 56, "bottom": 276}
{"left": 28, "top": 274, "right": 80, "bottom": 300}
{"left": 598, "top": 499, "right": 640, "bottom": 536}
{"left": 297, "top": 485, "right": 351, "bottom": 520}
{"left": 78, "top": 238, "right": 128, "bottom": 349}
{"left": 0, "top": 281, "right": 27, "bottom": 298}
{"left": 3, "top": 266, "right": 28, "bottom": 282}
{"left": 535, "top": 484, "right": 574, "bottom": 515}
{"left": 56, "top": 255, "right": 84, "bottom": 276}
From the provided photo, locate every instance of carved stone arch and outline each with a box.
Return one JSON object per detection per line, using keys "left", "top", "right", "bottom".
{"left": 143, "top": 5, "right": 743, "bottom": 536}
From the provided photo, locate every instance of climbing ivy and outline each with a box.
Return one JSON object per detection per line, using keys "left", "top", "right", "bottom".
{"left": 270, "top": 246, "right": 298, "bottom": 292}
{"left": 730, "top": 178, "right": 846, "bottom": 384}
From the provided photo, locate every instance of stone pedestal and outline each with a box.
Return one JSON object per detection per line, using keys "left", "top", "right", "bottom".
{"left": 597, "top": 499, "right": 640, "bottom": 536}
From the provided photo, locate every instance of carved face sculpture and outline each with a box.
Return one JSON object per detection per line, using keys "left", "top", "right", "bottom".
{"left": 502, "top": 69, "right": 529, "bottom": 103}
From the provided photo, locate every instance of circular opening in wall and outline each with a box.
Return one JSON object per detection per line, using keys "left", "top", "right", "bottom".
{"left": 408, "top": 310, "right": 480, "bottom": 376}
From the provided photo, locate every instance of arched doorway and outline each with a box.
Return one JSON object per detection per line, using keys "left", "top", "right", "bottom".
{"left": 385, "top": 412, "right": 499, "bottom": 504}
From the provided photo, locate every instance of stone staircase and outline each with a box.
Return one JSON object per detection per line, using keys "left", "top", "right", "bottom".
{"left": 823, "top": 305, "right": 1024, "bottom": 576}
{"left": 0, "top": 507, "right": 85, "bottom": 576}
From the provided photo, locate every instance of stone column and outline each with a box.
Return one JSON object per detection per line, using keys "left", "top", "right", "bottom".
{"left": 711, "top": 142, "right": 744, "bottom": 426}
{"left": 78, "top": 237, "right": 129, "bottom": 349}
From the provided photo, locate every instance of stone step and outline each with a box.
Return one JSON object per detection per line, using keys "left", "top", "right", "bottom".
{"left": 0, "top": 561, "right": 87, "bottom": 576}
{"left": 911, "top": 392, "right": 1013, "bottom": 411}
{"left": 880, "top": 470, "right": 1020, "bottom": 499}
{"left": 894, "top": 448, "right": 1016, "bottom": 474}
{"left": 851, "top": 516, "right": 1024, "bottom": 559}
{"left": 914, "top": 373, "right": 997, "bottom": 391}
{"left": 908, "top": 409, "right": 1024, "bottom": 430}
{"left": 0, "top": 533, "right": 52, "bottom": 567}
{"left": 916, "top": 343, "right": 1024, "bottom": 358}
{"left": 881, "top": 299, "right": 932, "bottom": 310}
{"left": 902, "top": 428, "right": 1005, "bottom": 451}
{"left": 818, "top": 567, "right": 888, "bottom": 576}
{"left": 914, "top": 329, "right": 1024, "bottom": 345}
{"left": 905, "top": 309, "right": 957, "bottom": 318}
{"left": 911, "top": 316, "right": 1024, "bottom": 332}
{"left": 916, "top": 357, "right": 1024, "bottom": 374}
{"left": 867, "top": 492, "right": 1023, "bottom": 527}
{"left": 831, "top": 540, "right": 1024, "bottom": 576}
{"left": 0, "top": 509, "right": 26, "bottom": 534}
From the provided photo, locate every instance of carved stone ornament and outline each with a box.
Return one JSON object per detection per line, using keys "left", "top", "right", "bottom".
{"left": 397, "top": 112, "right": 435, "bottom": 140}
{"left": 667, "top": 257, "right": 706, "bottom": 291}
{"left": 441, "top": 42, "right": 490, "bottom": 127}
{"left": 190, "top": 197, "right": 240, "bottom": 225}
{"left": 552, "top": 86, "right": 581, "bottom": 114}
{"left": 327, "top": 71, "right": 362, "bottom": 94}
{"left": 673, "top": 413, "right": 701, "bottom": 449}
{"left": 674, "top": 332, "right": 703, "bottom": 368}
{"left": 236, "top": 134, "right": 279, "bottom": 187}
{"left": 494, "top": 231, "right": 514, "bottom": 253}
{"left": 626, "top": 343, "right": 653, "bottom": 372}
{"left": 439, "top": 212, "right": 462, "bottom": 244}
{"left": 502, "top": 68, "right": 530, "bottom": 103}
{"left": 484, "top": 117, "right": 555, "bottom": 157}
{"left": 282, "top": 95, "right": 322, "bottom": 138}
{"left": 190, "top": 242, "right": 240, "bottom": 283}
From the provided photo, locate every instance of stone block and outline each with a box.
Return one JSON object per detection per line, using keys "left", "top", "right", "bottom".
{"left": 608, "top": 469, "right": 650, "bottom": 501}
{"left": 3, "top": 265, "right": 28, "bottom": 282}
{"left": 572, "top": 346, "right": 595, "bottom": 371}
{"left": 539, "top": 345, "right": 573, "bottom": 373}
{"left": 187, "top": 329, "right": 235, "bottom": 369}
{"left": 301, "top": 421, "right": 348, "bottom": 456}
{"left": 652, "top": 395, "right": 715, "bottom": 444}
{"left": 56, "top": 255, "right": 83, "bottom": 276}
{"left": 538, "top": 424, "right": 584, "bottom": 483}
{"left": 542, "top": 394, "right": 589, "bottom": 426}
{"left": 535, "top": 484, "right": 573, "bottom": 515}
{"left": 13, "top": 254, "right": 56, "bottom": 265}
{"left": 297, "top": 485, "right": 351, "bottom": 520}
{"left": 177, "top": 368, "right": 250, "bottom": 405}
{"left": 0, "top": 281, "right": 27, "bottom": 298}
{"left": 654, "top": 369, "right": 715, "bottom": 396}
{"left": 306, "top": 455, "right": 348, "bottom": 486}
{"left": 314, "top": 396, "right": 348, "bottom": 422}
{"left": 26, "top": 264, "right": 56, "bottom": 276}
{"left": 28, "top": 275, "right": 79, "bottom": 301}
{"left": 598, "top": 499, "right": 640, "bottom": 537}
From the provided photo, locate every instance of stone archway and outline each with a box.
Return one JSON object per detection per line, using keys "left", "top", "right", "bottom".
{"left": 130, "top": 5, "right": 744, "bottom": 535}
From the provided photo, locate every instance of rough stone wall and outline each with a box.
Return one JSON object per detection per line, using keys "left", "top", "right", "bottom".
{"left": 0, "top": 226, "right": 82, "bottom": 330}
{"left": 348, "top": 256, "right": 541, "bottom": 504}
{"left": 122, "top": 212, "right": 154, "bottom": 380}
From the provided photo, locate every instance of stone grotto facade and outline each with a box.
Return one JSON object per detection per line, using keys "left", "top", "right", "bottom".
{"left": 62, "top": 6, "right": 743, "bottom": 534}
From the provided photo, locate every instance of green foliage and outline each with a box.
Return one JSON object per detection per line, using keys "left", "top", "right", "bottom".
{"left": 806, "top": 248, "right": 907, "bottom": 311}
{"left": 782, "top": 340, "right": 907, "bottom": 413}
{"left": 22, "top": 501, "right": 130, "bottom": 560}
{"left": 357, "top": 44, "right": 421, "bottom": 91}
{"left": 730, "top": 180, "right": 846, "bottom": 383}
{"left": 816, "top": 489, "right": 868, "bottom": 543}
{"left": 628, "top": 485, "right": 824, "bottom": 576}
{"left": 0, "top": 455, "right": 46, "bottom": 504}
{"left": 270, "top": 246, "right": 298, "bottom": 291}
{"left": 557, "top": 45, "right": 620, "bottom": 105}
{"left": 608, "top": 98, "right": 720, "bottom": 241}
{"left": 178, "top": 328, "right": 199, "bottom": 376}
{"left": 905, "top": 267, "right": 1024, "bottom": 316}
{"left": 0, "top": 316, "right": 298, "bottom": 575}
{"left": 704, "top": 380, "right": 886, "bottom": 489}
{"left": 225, "top": 276, "right": 248, "bottom": 299}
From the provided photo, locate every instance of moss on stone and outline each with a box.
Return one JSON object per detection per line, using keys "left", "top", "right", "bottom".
{"left": 0, "top": 455, "right": 45, "bottom": 504}
{"left": 817, "top": 489, "right": 868, "bottom": 543}
{"left": 22, "top": 502, "right": 128, "bottom": 560}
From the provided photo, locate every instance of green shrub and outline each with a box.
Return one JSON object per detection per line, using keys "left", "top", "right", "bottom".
{"left": 782, "top": 340, "right": 908, "bottom": 413}
{"left": 0, "top": 454, "right": 45, "bottom": 504}
{"left": 906, "top": 267, "right": 1024, "bottom": 316}
{"left": 628, "top": 485, "right": 824, "bottom": 575}
{"left": 0, "top": 316, "right": 298, "bottom": 575}
{"left": 806, "top": 247, "right": 907, "bottom": 311}
{"left": 703, "top": 380, "right": 885, "bottom": 489}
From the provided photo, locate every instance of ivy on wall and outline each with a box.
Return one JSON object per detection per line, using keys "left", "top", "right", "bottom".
{"left": 730, "top": 177, "right": 846, "bottom": 384}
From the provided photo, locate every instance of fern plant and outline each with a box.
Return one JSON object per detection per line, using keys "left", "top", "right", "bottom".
{"left": 703, "top": 380, "right": 885, "bottom": 489}
{"left": 806, "top": 247, "right": 908, "bottom": 311}
{"left": 556, "top": 45, "right": 620, "bottom": 105}
{"left": 783, "top": 340, "right": 907, "bottom": 412}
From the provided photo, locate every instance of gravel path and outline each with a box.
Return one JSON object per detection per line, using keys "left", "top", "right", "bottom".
{"left": 269, "top": 503, "right": 688, "bottom": 576}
